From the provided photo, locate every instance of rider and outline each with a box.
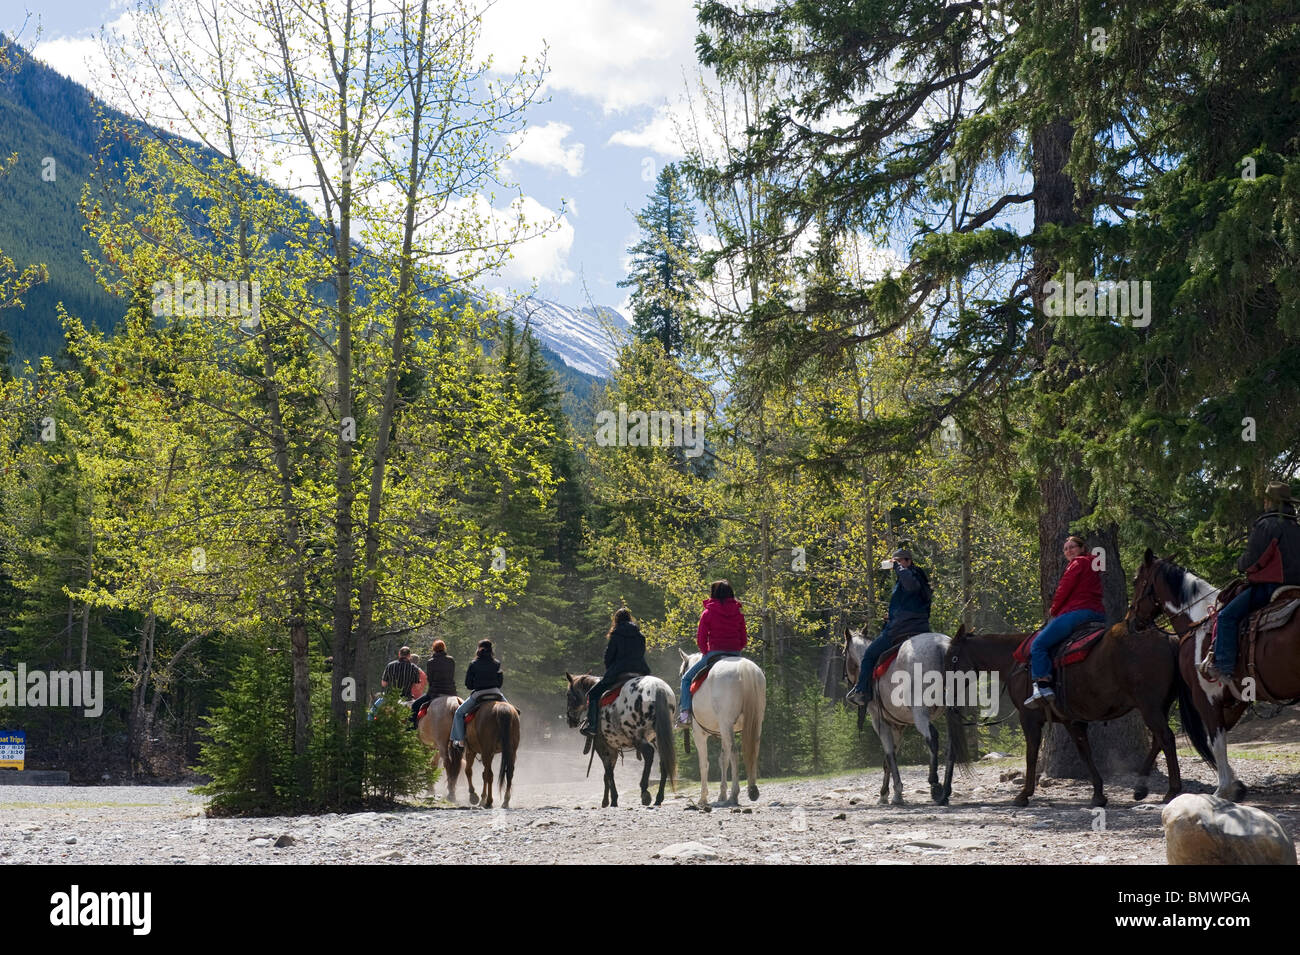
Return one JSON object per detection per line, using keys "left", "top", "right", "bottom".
{"left": 845, "top": 549, "right": 932, "bottom": 707}
{"left": 449, "top": 639, "right": 508, "bottom": 752}
{"left": 409, "top": 640, "right": 457, "bottom": 731}
{"left": 581, "top": 608, "right": 651, "bottom": 738}
{"left": 677, "top": 580, "right": 747, "bottom": 726}
{"left": 380, "top": 646, "right": 421, "bottom": 701}
{"left": 1206, "top": 481, "right": 1300, "bottom": 684}
{"left": 1024, "top": 535, "right": 1106, "bottom": 708}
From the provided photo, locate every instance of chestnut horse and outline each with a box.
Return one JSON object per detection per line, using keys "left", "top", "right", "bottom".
{"left": 1129, "top": 549, "right": 1300, "bottom": 801}
{"left": 463, "top": 698, "right": 520, "bottom": 809}
{"left": 947, "top": 618, "right": 1196, "bottom": 807}
{"left": 416, "top": 695, "right": 464, "bottom": 802}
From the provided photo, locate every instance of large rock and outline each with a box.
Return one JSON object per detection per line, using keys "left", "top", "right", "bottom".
{"left": 653, "top": 841, "right": 717, "bottom": 861}
{"left": 1162, "top": 793, "right": 1296, "bottom": 865}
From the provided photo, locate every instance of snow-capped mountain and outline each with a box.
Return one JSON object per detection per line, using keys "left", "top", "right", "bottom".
{"left": 505, "top": 298, "right": 630, "bottom": 378}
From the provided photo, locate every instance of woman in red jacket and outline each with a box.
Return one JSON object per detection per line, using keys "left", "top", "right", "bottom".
{"left": 1025, "top": 535, "right": 1106, "bottom": 708}
{"left": 677, "top": 579, "right": 747, "bottom": 725}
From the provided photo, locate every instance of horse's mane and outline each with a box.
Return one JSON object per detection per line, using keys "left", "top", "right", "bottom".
{"left": 1154, "top": 557, "right": 1214, "bottom": 606}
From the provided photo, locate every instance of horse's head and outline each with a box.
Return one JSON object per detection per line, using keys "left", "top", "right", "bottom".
{"left": 1130, "top": 548, "right": 1185, "bottom": 629}
{"left": 564, "top": 671, "right": 596, "bottom": 727}
{"left": 949, "top": 622, "right": 973, "bottom": 670}
{"left": 842, "top": 626, "right": 865, "bottom": 688}
{"left": 677, "top": 648, "right": 699, "bottom": 679}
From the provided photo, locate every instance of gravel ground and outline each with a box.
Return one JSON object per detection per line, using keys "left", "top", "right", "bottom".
{"left": 4, "top": 741, "right": 1300, "bottom": 865}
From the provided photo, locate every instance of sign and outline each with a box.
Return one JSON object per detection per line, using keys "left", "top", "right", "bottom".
{"left": 0, "top": 730, "right": 25, "bottom": 770}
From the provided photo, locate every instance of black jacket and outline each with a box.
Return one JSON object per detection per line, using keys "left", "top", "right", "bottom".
{"left": 426, "top": 653, "right": 456, "bottom": 696}
{"left": 604, "top": 621, "right": 651, "bottom": 677}
{"left": 1239, "top": 511, "right": 1300, "bottom": 585}
{"left": 886, "top": 565, "right": 933, "bottom": 639}
{"left": 465, "top": 656, "right": 504, "bottom": 692}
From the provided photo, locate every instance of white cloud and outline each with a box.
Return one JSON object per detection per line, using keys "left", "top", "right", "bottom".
{"left": 448, "top": 194, "right": 576, "bottom": 288}
{"left": 606, "top": 105, "right": 685, "bottom": 158}
{"left": 31, "top": 33, "right": 103, "bottom": 90}
{"left": 479, "top": 0, "right": 698, "bottom": 113}
{"left": 507, "top": 121, "right": 585, "bottom": 176}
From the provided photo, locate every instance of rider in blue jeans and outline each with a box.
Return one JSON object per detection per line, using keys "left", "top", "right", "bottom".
{"left": 1208, "top": 482, "right": 1300, "bottom": 683}
{"left": 1025, "top": 536, "right": 1106, "bottom": 708}
{"left": 449, "top": 639, "right": 507, "bottom": 751}
{"left": 845, "top": 549, "right": 932, "bottom": 707}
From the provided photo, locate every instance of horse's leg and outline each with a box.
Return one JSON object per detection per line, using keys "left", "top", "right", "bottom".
{"left": 1133, "top": 698, "right": 1176, "bottom": 801}
{"left": 718, "top": 722, "right": 738, "bottom": 805}
{"left": 638, "top": 741, "right": 655, "bottom": 806}
{"left": 920, "top": 713, "right": 943, "bottom": 803}
{"left": 692, "top": 723, "right": 709, "bottom": 806}
{"left": 1066, "top": 720, "right": 1107, "bottom": 808}
{"left": 604, "top": 749, "right": 618, "bottom": 808}
{"left": 873, "top": 708, "right": 893, "bottom": 804}
{"left": 465, "top": 747, "right": 479, "bottom": 806}
{"left": 482, "top": 751, "right": 494, "bottom": 810}
{"left": 888, "top": 724, "right": 905, "bottom": 806}
{"left": 1131, "top": 730, "right": 1162, "bottom": 802}
{"left": 1014, "top": 711, "right": 1044, "bottom": 807}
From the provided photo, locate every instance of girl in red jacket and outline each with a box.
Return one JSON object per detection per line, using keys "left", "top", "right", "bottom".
{"left": 677, "top": 579, "right": 747, "bottom": 725}
{"left": 1025, "top": 535, "right": 1106, "bottom": 708}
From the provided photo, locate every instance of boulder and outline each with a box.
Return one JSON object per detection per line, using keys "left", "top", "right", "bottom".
{"left": 1162, "top": 793, "right": 1296, "bottom": 865}
{"left": 653, "top": 841, "right": 717, "bottom": 860}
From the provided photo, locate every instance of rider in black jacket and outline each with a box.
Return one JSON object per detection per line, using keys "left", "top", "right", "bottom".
{"left": 582, "top": 608, "right": 651, "bottom": 737}
{"left": 450, "top": 640, "right": 508, "bottom": 750}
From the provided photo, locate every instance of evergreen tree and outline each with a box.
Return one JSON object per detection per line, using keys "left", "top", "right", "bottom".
{"left": 618, "top": 163, "right": 701, "bottom": 357}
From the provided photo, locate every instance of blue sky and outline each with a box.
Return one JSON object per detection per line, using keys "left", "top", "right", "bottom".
{"left": 1, "top": 0, "right": 706, "bottom": 314}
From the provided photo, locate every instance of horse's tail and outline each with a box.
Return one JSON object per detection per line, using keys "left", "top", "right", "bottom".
{"left": 497, "top": 705, "right": 516, "bottom": 781}
{"left": 1178, "top": 668, "right": 1215, "bottom": 768}
{"left": 740, "top": 663, "right": 766, "bottom": 775}
{"left": 654, "top": 685, "right": 677, "bottom": 790}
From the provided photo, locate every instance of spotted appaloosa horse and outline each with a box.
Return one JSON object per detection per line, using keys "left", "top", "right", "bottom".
{"left": 564, "top": 672, "right": 677, "bottom": 807}
{"left": 416, "top": 694, "right": 464, "bottom": 802}
{"left": 1129, "top": 549, "right": 1295, "bottom": 802}
{"left": 843, "top": 628, "right": 969, "bottom": 805}
{"left": 677, "top": 650, "right": 766, "bottom": 806}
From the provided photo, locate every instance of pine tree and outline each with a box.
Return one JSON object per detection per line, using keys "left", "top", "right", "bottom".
{"left": 618, "top": 163, "right": 701, "bottom": 357}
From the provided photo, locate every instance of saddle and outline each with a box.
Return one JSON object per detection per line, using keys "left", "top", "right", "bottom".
{"left": 463, "top": 690, "right": 505, "bottom": 725}
{"left": 1012, "top": 622, "right": 1107, "bottom": 671}
{"left": 873, "top": 648, "right": 900, "bottom": 680}
{"left": 1199, "top": 585, "right": 1300, "bottom": 698}
{"left": 599, "top": 673, "right": 644, "bottom": 707}
{"left": 690, "top": 653, "right": 740, "bottom": 695}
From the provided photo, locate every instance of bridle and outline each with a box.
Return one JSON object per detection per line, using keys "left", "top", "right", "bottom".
{"left": 1129, "top": 561, "right": 1220, "bottom": 637}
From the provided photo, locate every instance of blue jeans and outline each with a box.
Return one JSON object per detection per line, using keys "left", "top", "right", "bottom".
{"left": 679, "top": 651, "right": 735, "bottom": 713}
{"left": 1215, "top": 584, "right": 1278, "bottom": 672}
{"left": 1030, "top": 609, "right": 1106, "bottom": 681}
{"left": 851, "top": 627, "right": 898, "bottom": 698}
{"left": 451, "top": 688, "right": 508, "bottom": 743}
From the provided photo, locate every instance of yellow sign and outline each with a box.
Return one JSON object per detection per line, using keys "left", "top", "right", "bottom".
{"left": 0, "top": 730, "right": 25, "bottom": 770}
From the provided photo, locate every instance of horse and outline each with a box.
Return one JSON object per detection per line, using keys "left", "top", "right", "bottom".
{"left": 564, "top": 672, "right": 677, "bottom": 807}
{"left": 947, "top": 617, "right": 1196, "bottom": 807}
{"left": 843, "top": 628, "right": 969, "bottom": 805}
{"left": 677, "top": 650, "right": 766, "bottom": 806}
{"left": 1129, "top": 548, "right": 1300, "bottom": 801}
{"left": 462, "top": 697, "right": 520, "bottom": 809}
{"left": 416, "top": 694, "right": 464, "bottom": 802}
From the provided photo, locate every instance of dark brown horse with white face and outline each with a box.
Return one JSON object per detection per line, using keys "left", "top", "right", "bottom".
{"left": 947, "top": 617, "right": 1198, "bottom": 807}
{"left": 1130, "top": 549, "right": 1300, "bottom": 801}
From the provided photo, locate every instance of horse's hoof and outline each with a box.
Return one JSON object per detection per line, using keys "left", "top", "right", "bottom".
{"left": 654, "top": 795, "right": 664, "bottom": 806}
{"left": 1161, "top": 789, "right": 1180, "bottom": 803}
{"left": 938, "top": 795, "right": 949, "bottom": 806}
{"left": 641, "top": 790, "right": 651, "bottom": 806}
{"left": 469, "top": 793, "right": 479, "bottom": 806}
{"left": 1133, "top": 786, "right": 1148, "bottom": 802}
{"left": 1090, "top": 794, "right": 1108, "bottom": 809}
{"left": 1013, "top": 794, "right": 1029, "bottom": 807}
{"left": 1228, "top": 780, "right": 1248, "bottom": 802}
{"left": 890, "top": 796, "right": 904, "bottom": 806}
{"left": 747, "top": 784, "right": 759, "bottom": 802}
{"left": 878, "top": 796, "right": 890, "bottom": 806}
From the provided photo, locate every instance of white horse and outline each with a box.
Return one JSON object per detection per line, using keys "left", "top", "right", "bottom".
{"left": 844, "top": 628, "right": 968, "bottom": 805}
{"left": 678, "top": 650, "right": 766, "bottom": 806}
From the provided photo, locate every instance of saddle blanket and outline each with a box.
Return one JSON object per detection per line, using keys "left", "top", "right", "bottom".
{"left": 691, "top": 653, "right": 740, "bottom": 694}
{"left": 1013, "top": 626, "right": 1105, "bottom": 669}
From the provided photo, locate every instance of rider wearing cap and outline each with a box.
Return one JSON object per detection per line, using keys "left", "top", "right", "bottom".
{"left": 1024, "top": 535, "right": 1106, "bottom": 708}
{"left": 845, "top": 549, "right": 933, "bottom": 707}
{"left": 1206, "top": 481, "right": 1300, "bottom": 684}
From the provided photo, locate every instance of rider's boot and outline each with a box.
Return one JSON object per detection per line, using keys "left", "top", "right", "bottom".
{"left": 1024, "top": 679, "right": 1055, "bottom": 708}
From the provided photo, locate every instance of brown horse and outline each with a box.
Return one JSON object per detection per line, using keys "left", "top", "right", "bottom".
{"left": 1129, "top": 549, "right": 1300, "bottom": 801}
{"left": 416, "top": 695, "right": 464, "bottom": 802}
{"left": 463, "top": 699, "right": 520, "bottom": 809}
{"left": 947, "top": 619, "right": 1195, "bottom": 807}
